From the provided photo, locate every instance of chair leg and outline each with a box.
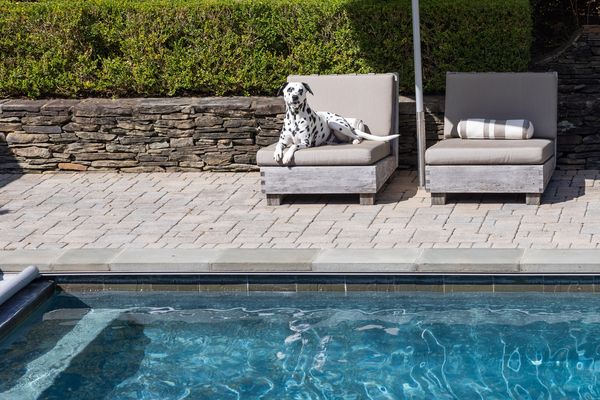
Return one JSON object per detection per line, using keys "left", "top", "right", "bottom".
{"left": 266, "top": 194, "right": 283, "bottom": 206}
{"left": 525, "top": 193, "right": 541, "bottom": 205}
{"left": 359, "top": 193, "right": 376, "bottom": 205}
{"left": 431, "top": 193, "right": 446, "bottom": 205}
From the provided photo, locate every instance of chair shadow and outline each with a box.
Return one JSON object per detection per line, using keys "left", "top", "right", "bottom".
{"left": 541, "top": 171, "right": 587, "bottom": 205}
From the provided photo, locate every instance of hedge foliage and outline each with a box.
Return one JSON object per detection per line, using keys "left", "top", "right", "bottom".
{"left": 0, "top": 0, "right": 531, "bottom": 98}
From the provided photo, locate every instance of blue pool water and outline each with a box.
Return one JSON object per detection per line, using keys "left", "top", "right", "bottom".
{"left": 2, "top": 291, "right": 600, "bottom": 399}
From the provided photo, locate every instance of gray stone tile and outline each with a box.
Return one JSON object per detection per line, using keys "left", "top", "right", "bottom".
{"left": 312, "top": 249, "right": 420, "bottom": 273}
{"left": 0, "top": 249, "right": 66, "bottom": 273}
{"left": 211, "top": 249, "right": 317, "bottom": 272}
{"left": 52, "top": 248, "right": 123, "bottom": 272}
{"left": 417, "top": 249, "right": 523, "bottom": 273}
{"left": 2, "top": 170, "right": 600, "bottom": 258}
{"left": 111, "top": 249, "right": 219, "bottom": 273}
{"left": 521, "top": 249, "right": 600, "bottom": 273}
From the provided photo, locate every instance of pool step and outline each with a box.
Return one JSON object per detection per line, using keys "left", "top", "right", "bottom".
{"left": 0, "top": 309, "right": 123, "bottom": 400}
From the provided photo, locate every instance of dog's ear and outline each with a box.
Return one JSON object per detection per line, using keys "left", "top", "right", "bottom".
{"left": 302, "top": 82, "right": 313, "bottom": 95}
{"left": 277, "top": 82, "right": 288, "bottom": 96}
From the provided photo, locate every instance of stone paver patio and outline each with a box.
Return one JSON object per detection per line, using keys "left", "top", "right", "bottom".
{"left": 1, "top": 169, "right": 600, "bottom": 251}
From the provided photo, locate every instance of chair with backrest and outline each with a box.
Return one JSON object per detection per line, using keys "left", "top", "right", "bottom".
{"left": 425, "top": 72, "right": 558, "bottom": 205}
{"left": 256, "top": 73, "right": 399, "bottom": 205}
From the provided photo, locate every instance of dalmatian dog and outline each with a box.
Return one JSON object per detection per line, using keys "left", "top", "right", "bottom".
{"left": 273, "top": 82, "right": 399, "bottom": 165}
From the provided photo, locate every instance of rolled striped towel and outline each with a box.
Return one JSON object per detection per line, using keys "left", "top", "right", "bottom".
{"left": 457, "top": 119, "right": 534, "bottom": 140}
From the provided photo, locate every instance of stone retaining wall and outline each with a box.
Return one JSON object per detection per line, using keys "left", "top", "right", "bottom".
{"left": 0, "top": 96, "right": 444, "bottom": 172}
{"left": 1, "top": 25, "right": 597, "bottom": 173}
{"left": 536, "top": 25, "right": 600, "bottom": 168}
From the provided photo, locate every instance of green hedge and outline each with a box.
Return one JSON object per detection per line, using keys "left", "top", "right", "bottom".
{"left": 0, "top": 0, "right": 531, "bottom": 98}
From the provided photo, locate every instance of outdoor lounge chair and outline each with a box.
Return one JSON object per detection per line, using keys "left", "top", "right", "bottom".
{"left": 256, "top": 73, "right": 399, "bottom": 205}
{"left": 425, "top": 72, "right": 558, "bottom": 205}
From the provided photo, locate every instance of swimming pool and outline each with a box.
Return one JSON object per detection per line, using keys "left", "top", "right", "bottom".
{"left": 2, "top": 290, "right": 600, "bottom": 399}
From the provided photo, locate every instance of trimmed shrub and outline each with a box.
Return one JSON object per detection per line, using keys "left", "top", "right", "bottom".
{"left": 0, "top": 0, "right": 531, "bottom": 98}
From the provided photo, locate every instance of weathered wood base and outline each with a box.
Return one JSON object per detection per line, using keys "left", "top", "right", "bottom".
{"left": 425, "top": 157, "right": 555, "bottom": 205}
{"left": 431, "top": 193, "right": 447, "bottom": 205}
{"left": 525, "top": 193, "right": 541, "bottom": 205}
{"left": 266, "top": 194, "right": 284, "bottom": 206}
{"left": 260, "top": 153, "right": 397, "bottom": 205}
{"left": 359, "top": 193, "right": 376, "bottom": 205}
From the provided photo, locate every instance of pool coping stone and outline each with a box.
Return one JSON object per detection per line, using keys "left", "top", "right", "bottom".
{"left": 312, "top": 249, "right": 420, "bottom": 273}
{"left": 416, "top": 249, "right": 523, "bottom": 273}
{"left": 0, "top": 249, "right": 66, "bottom": 271}
{"left": 2, "top": 248, "right": 600, "bottom": 275}
{"left": 210, "top": 249, "right": 317, "bottom": 272}
{"left": 111, "top": 249, "right": 217, "bottom": 273}
{"left": 51, "top": 248, "right": 123, "bottom": 272}
{"left": 520, "top": 249, "right": 600, "bottom": 273}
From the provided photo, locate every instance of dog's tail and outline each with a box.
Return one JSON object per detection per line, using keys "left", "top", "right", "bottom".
{"left": 355, "top": 129, "right": 399, "bottom": 142}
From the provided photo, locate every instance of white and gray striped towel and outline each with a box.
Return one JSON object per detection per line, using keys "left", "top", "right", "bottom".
{"left": 457, "top": 119, "right": 534, "bottom": 140}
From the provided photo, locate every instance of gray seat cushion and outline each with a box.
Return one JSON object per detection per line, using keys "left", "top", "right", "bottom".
{"left": 257, "top": 141, "right": 391, "bottom": 166}
{"left": 425, "top": 138, "right": 554, "bottom": 165}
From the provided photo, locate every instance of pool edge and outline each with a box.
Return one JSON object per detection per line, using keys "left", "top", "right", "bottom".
{"left": 2, "top": 248, "right": 600, "bottom": 276}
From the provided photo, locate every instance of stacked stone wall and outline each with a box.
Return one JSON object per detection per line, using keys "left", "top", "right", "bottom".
{"left": 0, "top": 96, "right": 443, "bottom": 172}
{"left": 0, "top": 98, "right": 286, "bottom": 172}
{"left": 537, "top": 25, "right": 600, "bottom": 168}
{"left": 1, "top": 25, "right": 597, "bottom": 173}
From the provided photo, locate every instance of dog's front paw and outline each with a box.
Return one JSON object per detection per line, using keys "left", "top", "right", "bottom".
{"left": 282, "top": 149, "right": 295, "bottom": 165}
{"left": 273, "top": 147, "right": 283, "bottom": 162}
{"left": 352, "top": 138, "right": 362, "bottom": 145}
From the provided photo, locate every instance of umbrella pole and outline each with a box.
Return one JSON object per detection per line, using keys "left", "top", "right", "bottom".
{"left": 412, "top": 0, "right": 426, "bottom": 188}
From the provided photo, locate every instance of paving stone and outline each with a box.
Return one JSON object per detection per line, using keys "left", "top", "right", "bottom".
{"left": 1, "top": 170, "right": 600, "bottom": 258}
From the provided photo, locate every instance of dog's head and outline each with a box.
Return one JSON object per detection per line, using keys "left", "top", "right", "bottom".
{"left": 277, "top": 82, "right": 313, "bottom": 110}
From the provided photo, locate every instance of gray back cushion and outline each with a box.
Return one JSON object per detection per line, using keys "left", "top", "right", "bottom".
{"left": 287, "top": 73, "right": 399, "bottom": 136}
{"left": 444, "top": 72, "right": 558, "bottom": 139}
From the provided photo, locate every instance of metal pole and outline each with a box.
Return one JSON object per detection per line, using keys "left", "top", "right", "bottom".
{"left": 412, "top": 0, "right": 426, "bottom": 188}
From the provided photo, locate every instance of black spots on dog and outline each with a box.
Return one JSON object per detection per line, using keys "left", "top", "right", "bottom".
{"left": 338, "top": 127, "right": 343, "bottom": 131}
{"left": 307, "top": 107, "right": 311, "bottom": 113}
